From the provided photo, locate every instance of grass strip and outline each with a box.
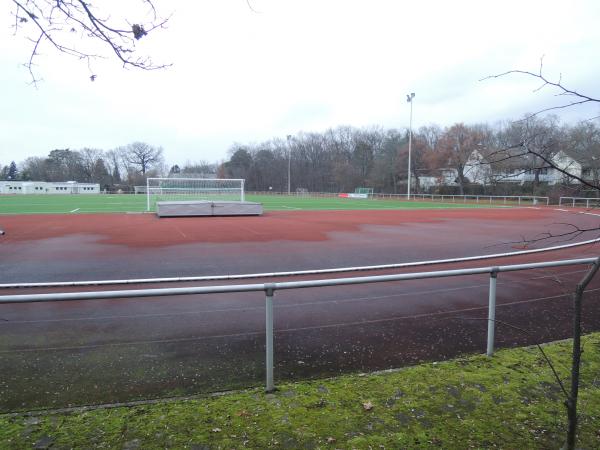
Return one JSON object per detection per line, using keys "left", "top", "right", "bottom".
{"left": 1, "top": 333, "right": 599, "bottom": 449}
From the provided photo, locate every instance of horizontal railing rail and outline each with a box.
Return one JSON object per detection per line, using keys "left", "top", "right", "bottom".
{"left": 1, "top": 257, "right": 598, "bottom": 392}
{"left": 3, "top": 237, "right": 600, "bottom": 289}
{"left": 246, "top": 191, "right": 550, "bottom": 205}
{"left": 559, "top": 196, "right": 600, "bottom": 208}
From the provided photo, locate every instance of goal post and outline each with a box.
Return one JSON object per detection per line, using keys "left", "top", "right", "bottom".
{"left": 354, "top": 187, "right": 374, "bottom": 196}
{"left": 146, "top": 178, "right": 245, "bottom": 211}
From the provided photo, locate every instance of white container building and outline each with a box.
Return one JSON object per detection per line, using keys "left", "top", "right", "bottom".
{"left": 0, "top": 181, "right": 100, "bottom": 194}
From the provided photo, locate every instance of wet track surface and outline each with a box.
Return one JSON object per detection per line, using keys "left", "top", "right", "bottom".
{"left": 1, "top": 207, "right": 600, "bottom": 411}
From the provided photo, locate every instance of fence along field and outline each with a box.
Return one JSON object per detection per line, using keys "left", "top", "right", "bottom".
{"left": 0, "top": 192, "right": 549, "bottom": 214}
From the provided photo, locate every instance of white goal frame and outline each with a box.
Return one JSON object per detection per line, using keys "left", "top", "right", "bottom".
{"left": 146, "top": 178, "right": 245, "bottom": 211}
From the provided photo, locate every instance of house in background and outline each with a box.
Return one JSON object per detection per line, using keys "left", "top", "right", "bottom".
{"left": 489, "top": 150, "right": 582, "bottom": 186}
{"left": 463, "top": 149, "right": 492, "bottom": 185}
{"left": 424, "top": 150, "right": 493, "bottom": 187}
{"left": 418, "top": 149, "right": 588, "bottom": 189}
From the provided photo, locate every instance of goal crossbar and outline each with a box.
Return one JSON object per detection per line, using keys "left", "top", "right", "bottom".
{"left": 146, "top": 178, "right": 245, "bottom": 211}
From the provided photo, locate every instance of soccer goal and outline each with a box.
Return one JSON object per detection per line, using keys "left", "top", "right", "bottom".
{"left": 146, "top": 178, "right": 245, "bottom": 211}
{"left": 354, "top": 187, "right": 374, "bottom": 196}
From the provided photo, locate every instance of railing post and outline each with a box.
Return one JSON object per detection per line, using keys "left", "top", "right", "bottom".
{"left": 486, "top": 268, "right": 499, "bottom": 356}
{"left": 265, "top": 284, "right": 276, "bottom": 392}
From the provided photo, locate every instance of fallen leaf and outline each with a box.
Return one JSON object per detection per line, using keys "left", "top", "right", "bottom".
{"left": 363, "top": 401, "right": 374, "bottom": 411}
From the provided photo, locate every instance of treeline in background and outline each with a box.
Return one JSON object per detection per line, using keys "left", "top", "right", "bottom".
{"left": 2, "top": 116, "right": 599, "bottom": 196}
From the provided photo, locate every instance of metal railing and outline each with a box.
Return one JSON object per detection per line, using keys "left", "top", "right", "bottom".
{"left": 1, "top": 257, "right": 598, "bottom": 392}
{"left": 247, "top": 191, "right": 550, "bottom": 205}
{"left": 559, "top": 197, "right": 600, "bottom": 208}
{"left": 376, "top": 193, "right": 550, "bottom": 206}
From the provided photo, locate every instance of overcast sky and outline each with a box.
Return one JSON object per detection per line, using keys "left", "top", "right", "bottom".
{"left": 1, "top": 0, "right": 599, "bottom": 166}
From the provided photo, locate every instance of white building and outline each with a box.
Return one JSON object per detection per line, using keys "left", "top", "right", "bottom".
{"left": 491, "top": 151, "right": 582, "bottom": 186}
{"left": 0, "top": 181, "right": 100, "bottom": 194}
{"left": 464, "top": 150, "right": 493, "bottom": 185}
{"left": 417, "top": 149, "right": 585, "bottom": 189}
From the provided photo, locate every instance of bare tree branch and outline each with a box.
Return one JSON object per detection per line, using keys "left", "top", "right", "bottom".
{"left": 481, "top": 57, "right": 599, "bottom": 122}
{"left": 246, "top": 0, "right": 261, "bottom": 14}
{"left": 10, "top": 0, "right": 171, "bottom": 84}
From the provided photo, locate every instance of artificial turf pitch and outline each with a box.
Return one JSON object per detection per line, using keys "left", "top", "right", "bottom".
{"left": 0, "top": 194, "right": 505, "bottom": 215}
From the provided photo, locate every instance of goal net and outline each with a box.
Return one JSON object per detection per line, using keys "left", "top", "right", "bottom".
{"left": 354, "top": 187, "right": 374, "bottom": 196}
{"left": 146, "top": 178, "right": 245, "bottom": 211}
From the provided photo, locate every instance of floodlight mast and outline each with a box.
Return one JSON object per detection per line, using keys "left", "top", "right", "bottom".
{"left": 286, "top": 135, "right": 292, "bottom": 195}
{"left": 406, "top": 92, "right": 415, "bottom": 200}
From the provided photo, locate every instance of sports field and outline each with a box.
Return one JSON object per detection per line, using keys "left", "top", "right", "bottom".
{"left": 0, "top": 193, "right": 503, "bottom": 214}
{"left": 2, "top": 195, "right": 600, "bottom": 412}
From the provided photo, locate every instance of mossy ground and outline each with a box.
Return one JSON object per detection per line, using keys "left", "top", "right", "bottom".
{"left": 1, "top": 333, "right": 599, "bottom": 449}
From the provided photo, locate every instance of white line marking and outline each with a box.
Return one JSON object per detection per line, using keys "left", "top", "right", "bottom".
{"left": 281, "top": 206, "right": 302, "bottom": 210}
{"left": 69, "top": 208, "right": 80, "bottom": 213}
{"left": 553, "top": 207, "right": 600, "bottom": 217}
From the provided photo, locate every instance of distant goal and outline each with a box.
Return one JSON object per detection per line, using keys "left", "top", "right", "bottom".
{"left": 354, "top": 187, "right": 374, "bottom": 196}
{"left": 146, "top": 178, "right": 245, "bottom": 211}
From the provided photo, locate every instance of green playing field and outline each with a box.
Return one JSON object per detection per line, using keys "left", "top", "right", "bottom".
{"left": 0, "top": 194, "right": 502, "bottom": 215}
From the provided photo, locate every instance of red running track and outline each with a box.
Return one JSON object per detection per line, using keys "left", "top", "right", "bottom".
{"left": 1, "top": 207, "right": 600, "bottom": 411}
{"left": 1, "top": 207, "right": 600, "bottom": 282}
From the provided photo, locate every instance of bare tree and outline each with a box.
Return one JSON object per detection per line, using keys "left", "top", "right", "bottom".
{"left": 567, "top": 122, "right": 600, "bottom": 191}
{"left": 436, "top": 123, "right": 484, "bottom": 195}
{"left": 78, "top": 147, "right": 103, "bottom": 182}
{"left": 485, "top": 64, "right": 600, "bottom": 450}
{"left": 491, "top": 116, "right": 563, "bottom": 190}
{"left": 483, "top": 60, "right": 599, "bottom": 191}
{"left": 369, "top": 129, "right": 406, "bottom": 194}
{"left": 9, "top": 0, "right": 170, "bottom": 84}
{"left": 104, "top": 149, "right": 123, "bottom": 183}
{"left": 122, "top": 141, "right": 164, "bottom": 176}
{"left": 20, "top": 156, "right": 48, "bottom": 180}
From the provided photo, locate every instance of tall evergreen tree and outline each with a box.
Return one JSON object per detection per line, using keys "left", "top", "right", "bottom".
{"left": 7, "top": 161, "right": 18, "bottom": 180}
